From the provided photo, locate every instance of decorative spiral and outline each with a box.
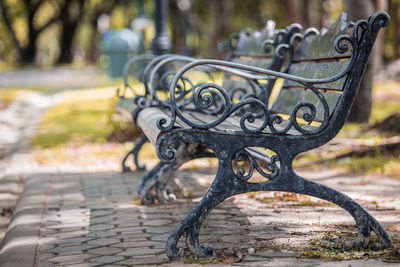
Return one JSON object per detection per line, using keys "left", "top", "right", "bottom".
{"left": 262, "top": 39, "right": 275, "bottom": 54}
{"left": 334, "top": 35, "right": 354, "bottom": 54}
{"left": 303, "top": 27, "right": 319, "bottom": 38}
{"left": 275, "top": 43, "right": 289, "bottom": 59}
{"left": 233, "top": 148, "right": 280, "bottom": 181}
{"left": 158, "top": 144, "right": 178, "bottom": 163}
{"left": 237, "top": 99, "right": 269, "bottom": 133}
{"left": 135, "top": 96, "right": 148, "bottom": 108}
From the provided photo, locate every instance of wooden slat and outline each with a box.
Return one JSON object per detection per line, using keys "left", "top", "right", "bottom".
{"left": 231, "top": 57, "right": 273, "bottom": 68}
{"left": 285, "top": 61, "right": 349, "bottom": 90}
{"left": 271, "top": 89, "right": 341, "bottom": 122}
{"left": 293, "top": 13, "right": 353, "bottom": 61}
{"left": 235, "top": 29, "right": 275, "bottom": 56}
{"left": 136, "top": 108, "right": 176, "bottom": 145}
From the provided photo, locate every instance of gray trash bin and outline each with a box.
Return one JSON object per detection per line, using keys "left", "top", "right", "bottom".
{"left": 101, "top": 29, "right": 143, "bottom": 78}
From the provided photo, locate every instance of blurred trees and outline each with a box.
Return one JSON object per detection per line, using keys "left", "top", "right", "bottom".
{"left": 0, "top": 0, "right": 60, "bottom": 63}
{"left": 0, "top": 0, "right": 125, "bottom": 64}
{"left": 0, "top": 0, "right": 397, "bottom": 74}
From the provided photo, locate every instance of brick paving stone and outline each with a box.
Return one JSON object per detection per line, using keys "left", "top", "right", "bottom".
{"left": 149, "top": 233, "right": 170, "bottom": 242}
{"left": 90, "top": 210, "right": 114, "bottom": 218}
{"left": 37, "top": 252, "right": 57, "bottom": 261}
{"left": 44, "top": 254, "right": 88, "bottom": 264}
{"left": 86, "top": 230, "right": 117, "bottom": 238}
{"left": 88, "top": 255, "right": 125, "bottom": 264}
{"left": 56, "top": 250, "right": 89, "bottom": 257}
{"left": 56, "top": 237, "right": 94, "bottom": 244}
{"left": 89, "top": 216, "right": 113, "bottom": 225}
{"left": 112, "top": 218, "right": 145, "bottom": 225}
{"left": 145, "top": 226, "right": 174, "bottom": 234}
{"left": 118, "top": 232, "right": 153, "bottom": 240}
{"left": 87, "top": 238, "right": 121, "bottom": 246}
{"left": 35, "top": 260, "right": 56, "bottom": 267}
{"left": 121, "top": 237, "right": 148, "bottom": 243}
{"left": 110, "top": 241, "right": 154, "bottom": 248}
{"left": 87, "top": 205, "right": 114, "bottom": 210}
{"left": 88, "top": 247, "right": 123, "bottom": 255}
{"left": 46, "top": 244, "right": 98, "bottom": 253}
{"left": 117, "top": 248, "right": 165, "bottom": 257}
{"left": 113, "top": 226, "right": 147, "bottom": 232}
{"left": 89, "top": 224, "right": 114, "bottom": 231}
{"left": 142, "top": 219, "right": 172, "bottom": 226}
{"left": 52, "top": 230, "right": 88, "bottom": 238}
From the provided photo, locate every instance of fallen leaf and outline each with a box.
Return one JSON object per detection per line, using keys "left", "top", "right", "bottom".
{"left": 387, "top": 222, "right": 400, "bottom": 231}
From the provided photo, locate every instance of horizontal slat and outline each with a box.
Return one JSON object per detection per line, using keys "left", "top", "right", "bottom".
{"left": 235, "top": 30, "right": 275, "bottom": 56}
{"left": 271, "top": 89, "right": 341, "bottom": 122}
{"left": 231, "top": 57, "right": 273, "bottom": 68}
{"left": 136, "top": 108, "right": 174, "bottom": 145}
{"left": 286, "top": 61, "right": 349, "bottom": 90}
{"left": 293, "top": 13, "right": 353, "bottom": 61}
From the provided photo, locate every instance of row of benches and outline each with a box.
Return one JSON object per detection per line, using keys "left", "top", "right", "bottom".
{"left": 116, "top": 11, "right": 391, "bottom": 258}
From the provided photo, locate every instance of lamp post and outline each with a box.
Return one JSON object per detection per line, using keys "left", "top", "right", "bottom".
{"left": 151, "top": 0, "right": 172, "bottom": 55}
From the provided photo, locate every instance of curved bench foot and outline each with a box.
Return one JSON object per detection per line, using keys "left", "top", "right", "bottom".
{"left": 292, "top": 175, "right": 392, "bottom": 249}
{"left": 139, "top": 143, "right": 212, "bottom": 204}
{"left": 166, "top": 166, "right": 230, "bottom": 258}
{"left": 121, "top": 134, "right": 148, "bottom": 172}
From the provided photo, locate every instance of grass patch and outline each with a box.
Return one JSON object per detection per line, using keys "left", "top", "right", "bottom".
{"left": 269, "top": 226, "right": 400, "bottom": 262}
{"left": 33, "top": 89, "right": 115, "bottom": 149}
{"left": 31, "top": 87, "right": 159, "bottom": 169}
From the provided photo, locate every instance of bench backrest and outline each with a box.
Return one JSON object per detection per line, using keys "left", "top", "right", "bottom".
{"left": 270, "top": 13, "right": 352, "bottom": 124}
{"left": 270, "top": 12, "right": 389, "bottom": 134}
{"left": 222, "top": 22, "right": 301, "bottom": 103}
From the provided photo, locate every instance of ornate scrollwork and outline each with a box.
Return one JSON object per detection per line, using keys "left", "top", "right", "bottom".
{"left": 233, "top": 149, "right": 279, "bottom": 181}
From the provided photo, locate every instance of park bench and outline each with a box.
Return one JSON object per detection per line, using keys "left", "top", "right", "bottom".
{"left": 134, "top": 11, "right": 392, "bottom": 258}
{"left": 115, "top": 22, "right": 302, "bottom": 199}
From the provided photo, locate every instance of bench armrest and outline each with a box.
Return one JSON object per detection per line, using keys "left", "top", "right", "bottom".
{"left": 157, "top": 58, "right": 356, "bottom": 135}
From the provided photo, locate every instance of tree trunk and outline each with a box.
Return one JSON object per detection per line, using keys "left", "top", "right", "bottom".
{"left": 170, "top": 1, "right": 185, "bottom": 54}
{"left": 390, "top": 0, "right": 400, "bottom": 59}
{"left": 209, "top": 0, "right": 223, "bottom": 58}
{"left": 373, "top": 0, "right": 389, "bottom": 69}
{"left": 346, "top": 0, "right": 374, "bottom": 123}
{"left": 57, "top": 0, "right": 85, "bottom": 64}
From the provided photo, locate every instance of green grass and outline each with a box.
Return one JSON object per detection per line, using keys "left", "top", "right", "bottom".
{"left": 32, "top": 88, "right": 115, "bottom": 149}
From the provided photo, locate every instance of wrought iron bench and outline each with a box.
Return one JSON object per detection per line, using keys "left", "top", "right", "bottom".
{"left": 116, "top": 22, "right": 302, "bottom": 202}
{"left": 115, "top": 22, "right": 301, "bottom": 173}
{"left": 135, "top": 12, "right": 392, "bottom": 258}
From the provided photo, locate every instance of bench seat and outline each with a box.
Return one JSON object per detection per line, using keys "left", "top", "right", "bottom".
{"left": 137, "top": 107, "right": 316, "bottom": 146}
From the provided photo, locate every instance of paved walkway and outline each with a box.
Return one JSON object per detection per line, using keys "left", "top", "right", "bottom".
{"left": 0, "top": 67, "right": 399, "bottom": 266}
{"left": 0, "top": 166, "right": 399, "bottom": 266}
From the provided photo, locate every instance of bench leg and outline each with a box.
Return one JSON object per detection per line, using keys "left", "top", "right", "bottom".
{"left": 165, "top": 154, "right": 392, "bottom": 258}
{"left": 286, "top": 174, "right": 393, "bottom": 249}
{"left": 138, "top": 161, "right": 179, "bottom": 204}
{"left": 138, "top": 143, "right": 214, "bottom": 204}
{"left": 165, "top": 160, "right": 238, "bottom": 258}
{"left": 122, "top": 134, "right": 148, "bottom": 172}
